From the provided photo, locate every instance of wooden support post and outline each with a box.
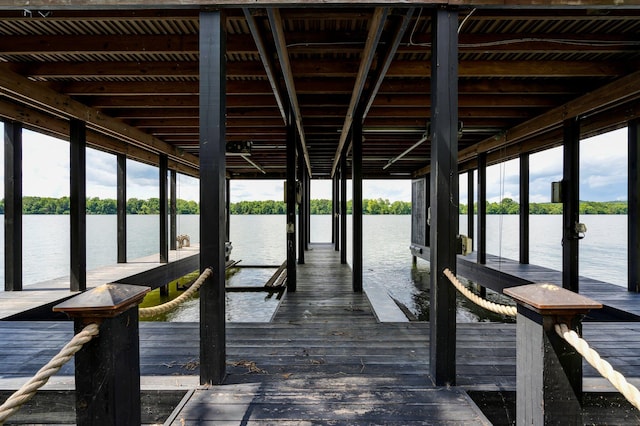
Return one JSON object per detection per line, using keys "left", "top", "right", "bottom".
{"left": 352, "top": 114, "right": 363, "bottom": 293}
{"left": 53, "top": 283, "right": 150, "bottom": 426}
{"left": 159, "top": 154, "right": 169, "bottom": 265}
{"left": 117, "top": 153, "right": 127, "bottom": 264}
{"left": 297, "top": 143, "right": 305, "bottom": 264}
{"left": 477, "top": 153, "right": 487, "bottom": 265}
{"left": 170, "top": 170, "right": 177, "bottom": 251}
{"left": 305, "top": 170, "right": 310, "bottom": 248}
{"left": 286, "top": 104, "right": 297, "bottom": 292}
{"left": 467, "top": 171, "right": 474, "bottom": 251}
{"left": 563, "top": 118, "right": 580, "bottom": 292}
{"left": 505, "top": 284, "right": 602, "bottom": 425}
{"left": 340, "top": 155, "right": 348, "bottom": 265}
{"left": 519, "top": 153, "right": 530, "bottom": 264}
{"left": 333, "top": 173, "right": 339, "bottom": 251}
{"left": 199, "top": 9, "right": 227, "bottom": 385}
{"left": 429, "top": 7, "right": 458, "bottom": 386}
{"left": 226, "top": 178, "right": 231, "bottom": 243}
{"left": 159, "top": 154, "right": 169, "bottom": 296}
{"left": 4, "top": 121, "right": 22, "bottom": 291}
{"left": 629, "top": 119, "right": 640, "bottom": 292}
{"left": 70, "top": 119, "right": 87, "bottom": 292}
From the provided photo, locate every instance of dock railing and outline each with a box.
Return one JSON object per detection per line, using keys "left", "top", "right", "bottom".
{"left": 0, "top": 267, "right": 214, "bottom": 425}
{"left": 444, "top": 268, "right": 640, "bottom": 424}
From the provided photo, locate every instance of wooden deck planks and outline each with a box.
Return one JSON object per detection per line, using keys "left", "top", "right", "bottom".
{"left": 0, "top": 246, "right": 198, "bottom": 320}
{"left": 459, "top": 252, "right": 640, "bottom": 317}
{"left": 3, "top": 244, "right": 640, "bottom": 423}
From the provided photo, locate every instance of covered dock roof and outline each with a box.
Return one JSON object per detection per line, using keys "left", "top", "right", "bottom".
{"left": 0, "top": 3, "right": 638, "bottom": 179}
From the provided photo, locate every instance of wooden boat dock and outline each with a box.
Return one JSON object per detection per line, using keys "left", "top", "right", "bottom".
{"left": 0, "top": 246, "right": 199, "bottom": 321}
{"left": 2, "top": 244, "right": 640, "bottom": 424}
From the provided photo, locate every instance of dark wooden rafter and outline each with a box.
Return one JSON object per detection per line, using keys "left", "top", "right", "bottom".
{"left": 330, "top": 7, "right": 388, "bottom": 177}
{"left": 243, "top": 8, "right": 287, "bottom": 124}
{"left": 0, "top": 99, "right": 199, "bottom": 177}
{"left": 267, "top": 8, "right": 312, "bottom": 177}
{"left": 0, "top": 66, "right": 200, "bottom": 170}
{"left": 415, "top": 69, "right": 640, "bottom": 177}
{"left": 361, "top": 8, "right": 416, "bottom": 120}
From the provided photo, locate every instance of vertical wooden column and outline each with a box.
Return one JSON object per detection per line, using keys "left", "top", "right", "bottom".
{"left": 170, "top": 170, "right": 177, "bottom": 251}
{"left": 159, "top": 154, "right": 168, "bottom": 264}
{"left": 519, "top": 153, "right": 530, "bottom": 264}
{"left": 562, "top": 118, "right": 580, "bottom": 293}
{"left": 466, "top": 171, "right": 474, "bottom": 250}
{"left": 629, "top": 119, "right": 640, "bottom": 292}
{"left": 70, "top": 119, "right": 87, "bottom": 292}
{"left": 352, "top": 115, "right": 363, "bottom": 293}
{"left": 297, "top": 143, "right": 305, "bottom": 264}
{"left": 117, "top": 154, "right": 127, "bottom": 264}
{"left": 286, "top": 105, "right": 297, "bottom": 292}
{"left": 226, "top": 178, "right": 231, "bottom": 243}
{"left": 477, "top": 153, "right": 487, "bottom": 264}
{"left": 4, "top": 121, "right": 22, "bottom": 291}
{"left": 332, "top": 174, "right": 337, "bottom": 246}
{"left": 199, "top": 9, "right": 227, "bottom": 385}
{"left": 505, "top": 284, "right": 601, "bottom": 425}
{"left": 340, "top": 155, "right": 348, "bottom": 265}
{"left": 331, "top": 171, "right": 342, "bottom": 251}
{"left": 305, "top": 171, "right": 310, "bottom": 248}
{"left": 429, "top": 7, "right": 458, "bottom": 386}
{"left": 53, "top": 284, "right": 150, "bottom": 426}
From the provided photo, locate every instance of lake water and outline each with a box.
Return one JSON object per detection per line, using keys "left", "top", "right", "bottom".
{"left": 0, "top": 214, "right": 628, "bottom": 321}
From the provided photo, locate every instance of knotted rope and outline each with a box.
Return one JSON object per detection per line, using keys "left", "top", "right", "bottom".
{"left": 0, "top": 322, "right": 100, "bottom": 424}
{"left": 443, "top": 268, "right": 517, "bottom": 317}
{"left": 555, "top": 323, "right": 640, "bottom": 410}
{"left": 139, "top": 267, "right": 212, "bottom": 318}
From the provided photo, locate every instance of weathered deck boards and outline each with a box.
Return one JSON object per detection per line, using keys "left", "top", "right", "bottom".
{"left": 459, "top": 252, "right": 640, "bottom": 317}
{"left": 2, "top": 245, "right": 640, "bottom": 424}
{"left": 0, "top": 245, "right": 198, "bottom": 320}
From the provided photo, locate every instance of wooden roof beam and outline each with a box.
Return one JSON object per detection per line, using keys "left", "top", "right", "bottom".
{"left": 0, "top": 98, "right": 199, "bottom": 177}
{"left": 330, "top": 7, "right": 389, "bottom": 177}
{"left": 414, "top": 69, "right": 640, "bottom": 176}
{"left": 0, "top": 65, "right": 200, "bottom": 170}
{"left": 267, "top": 7, "right": 312, "bottom": 177}
{"left": 243, "top": 8, "right": 287, "bottom": 124}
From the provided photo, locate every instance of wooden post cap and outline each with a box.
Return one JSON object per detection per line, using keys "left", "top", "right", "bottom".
{"left": 504, "top": 283, "right": 602, "bottom": 315}
{"left": 53, "top": 283, "right": 150, "bottom": 320}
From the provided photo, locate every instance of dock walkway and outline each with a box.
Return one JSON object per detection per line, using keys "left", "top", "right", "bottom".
{"left": 2, "top": 245, "right": 640, "bottom": 423}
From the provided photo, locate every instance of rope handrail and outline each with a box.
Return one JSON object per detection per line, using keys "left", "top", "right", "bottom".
{"left": 555, "top": 323, "right": 640, "bottom": 411}
{"left": 139, "top": 267, "right": 212, "bottom": 318}
{"left": 0, "top": 322, "right": 100, "bottom": 425}
{"left": 443, "top": 268, "right": 517, "bottom": 317}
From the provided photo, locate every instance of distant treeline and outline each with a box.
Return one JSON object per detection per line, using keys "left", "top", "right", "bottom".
{"left": 459, "top": 198, "right": 628, "bottom": 215}
{"left": 230, "top": 198, "right": 411, "bottom": 215}
{"left": 0, "top": 196, "right": 199, "bottom": 215}
{"left": 0, "top": 196, "right": 628, "bottom": 215}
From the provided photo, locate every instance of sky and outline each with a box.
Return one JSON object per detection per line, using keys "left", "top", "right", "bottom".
{"left": 0, "top": 124, "right": 629, "bottom": 204}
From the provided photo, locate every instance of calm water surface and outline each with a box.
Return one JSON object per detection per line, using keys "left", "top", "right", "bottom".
{"left": 0, "top": 214, "right": 628, "bottom": 322}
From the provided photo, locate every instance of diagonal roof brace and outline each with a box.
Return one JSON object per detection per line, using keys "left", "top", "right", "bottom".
{"left": 243, "top": 8, "right": 287, "bottom": 124}
{"left": 267, "top": 8, "right": 312, "bottom": 178}
{"left": 330, "top": 7, "right": 389, "bottom": 178}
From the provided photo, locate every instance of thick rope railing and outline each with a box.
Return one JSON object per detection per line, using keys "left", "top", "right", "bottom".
{"left": 443, "top": 268, "right": 640, "bottom": 411}
{"left": 0, "top": 322, "right": 100, "bottom": 425}
{"left": 139, "top": 267, "right": 212, "bottom": 318}
{"left": 555, "top": 323, "right": 640, "bottom": 410}
{"left": 443, "top": 268, "right": 517, "bottom": 317}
